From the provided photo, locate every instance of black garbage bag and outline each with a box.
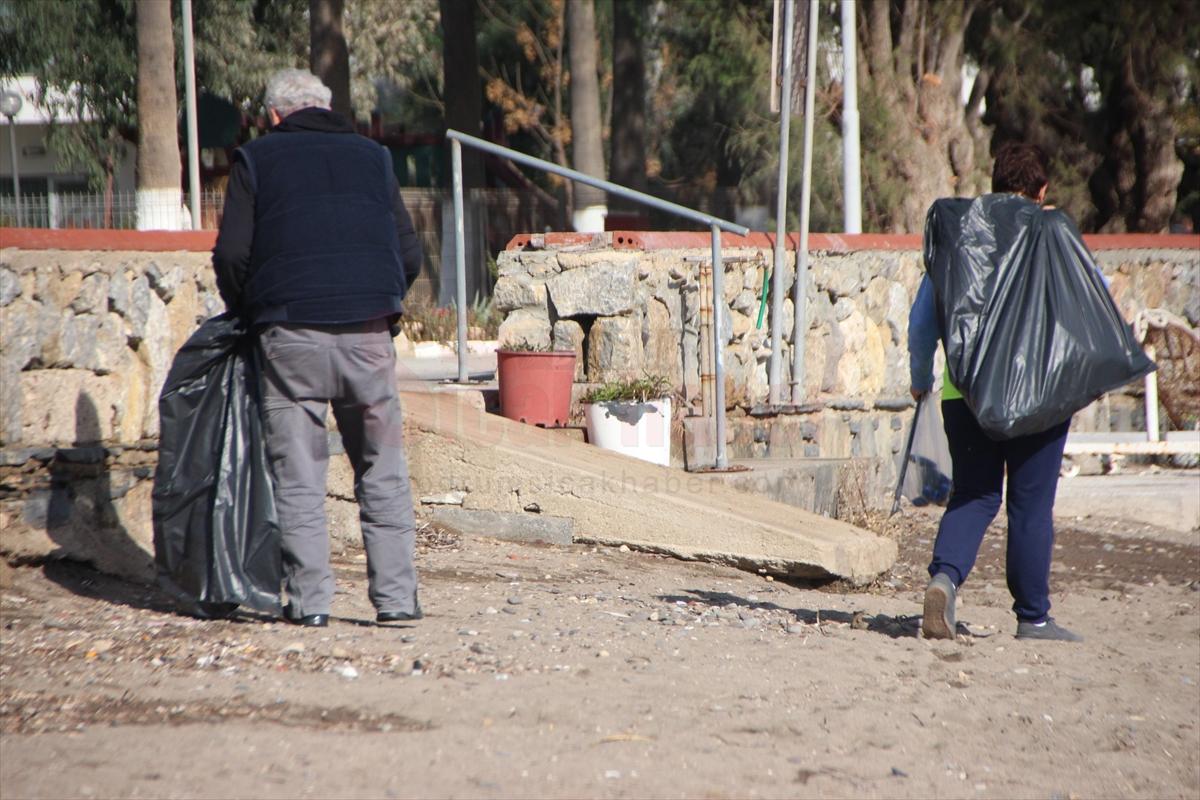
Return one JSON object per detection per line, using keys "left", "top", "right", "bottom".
{"left": 152, "top": 314, "right": 281, "bottom": 615}
{"left": 924, "top": 194, "right": 1156, "bottom": 440}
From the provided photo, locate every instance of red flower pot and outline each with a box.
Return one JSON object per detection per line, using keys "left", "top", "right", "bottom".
{"left": 496, "top": 350, "right": 577, "bottom": 427}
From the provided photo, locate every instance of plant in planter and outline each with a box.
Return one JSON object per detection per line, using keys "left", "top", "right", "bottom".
{"left": 581, "top": 375, "right": 674, "bottom": 465}
{"left": 496, "top": 341, "right": 577, "bottom": 427}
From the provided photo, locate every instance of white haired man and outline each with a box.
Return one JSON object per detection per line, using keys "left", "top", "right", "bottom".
{"left": 212, "top": 68, "right": 424, "bottom": 627}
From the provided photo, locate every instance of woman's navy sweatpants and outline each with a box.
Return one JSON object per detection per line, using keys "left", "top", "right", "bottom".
{"left": 928, "top": 399, "right": 1071, "bottom": 623}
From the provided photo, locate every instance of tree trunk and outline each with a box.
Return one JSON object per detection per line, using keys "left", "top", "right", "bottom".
{"left": 439, "top": 0, "right": 484, "bottom": 188}
{"left": 135, "top": 0, "right": 183, "bottom": 230}
{"left": 610, "top": 0, "right": 647, "bottom": 197}
{"left": 1092, "top": 52, "right": 1183, "bottom": 233}
{"left": 567, "top": 0, "right": 606, "bottom": 231}
{"left": 856, "top": 0, "right": 989, "bottom": 232}
{"left": 310, "top": 0, "right": 352, "bottom": 120}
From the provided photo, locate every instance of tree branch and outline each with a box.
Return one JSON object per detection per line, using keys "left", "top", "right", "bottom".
{"left": 896, "top": 0, "right": 919, "bottom": 83}
{"left": 863, "top": 0, "right": 895, "bottom": 81}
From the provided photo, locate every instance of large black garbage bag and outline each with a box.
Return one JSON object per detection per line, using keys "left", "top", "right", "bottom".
{"left": 924, "top": 195, "right": 1155, "bottom": 440}
{"left": 152, "top": 314, "right": 281, "bottom": 614}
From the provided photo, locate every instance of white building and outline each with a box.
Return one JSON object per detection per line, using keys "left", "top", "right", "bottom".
{"left": 0, "top": 75, "right": 137, "bottom": 228}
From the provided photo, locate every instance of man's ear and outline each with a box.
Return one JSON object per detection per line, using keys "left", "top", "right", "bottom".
{"left": 1036, "top": 183, "right": 1048, "bottom": 205}
{"left": 268, "top": 108, "right": 281, "bottom": 127}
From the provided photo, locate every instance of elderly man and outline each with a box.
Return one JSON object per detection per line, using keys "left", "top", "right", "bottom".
{"left": 212, "top": 69, "right": 423, "bottom": 627}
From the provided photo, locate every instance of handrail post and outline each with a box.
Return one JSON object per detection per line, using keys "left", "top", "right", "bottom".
{"left": 790, "top": 0, "right": 819, "bottom": 404}
{"left": 768, "top": 0, "right": 795, "bottom": 405}
{"left": 711, "top": 224, "right": 728, "bottom": 469}
{"left": 451, "top": 138, "right": 469, "bottom": 383}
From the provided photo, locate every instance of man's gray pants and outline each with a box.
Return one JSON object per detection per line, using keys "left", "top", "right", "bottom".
{"left": 258, "top": 319, "right": 418, "bottom": 618}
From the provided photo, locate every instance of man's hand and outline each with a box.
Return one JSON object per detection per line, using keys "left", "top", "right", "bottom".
{"left": 910, "top": 387, "right": 928, "bottom": 402}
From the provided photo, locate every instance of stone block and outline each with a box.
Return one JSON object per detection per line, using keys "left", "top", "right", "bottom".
{"left": 493, "top": 274, "right": 548, "bottom": 313}
{"left": 681, "top": 329, "right": 701, "bottom": 404}
{"left": 498, "top": 309, "right": 552, "bottom": 350}
{"left": 430, "top": 507, "right": 573, "bottom": 545}
{"left": 732, "top": 288, "right": 758, "bottom": 315}
{"left": 35, "top": 302, "right": 65, "bottom": 366}
{"left": 19, "top": 370, "right": 128, "bottom": 445}
{"left": 546, "top": 260, "right": 637, "bottom": 317}
{"left": 0, "top": 266, "right": 20, "bottom": 306}
{"left": 35, "top": 268, "right": 80, "bottom": 309}
{"left": 642, "top": 299, "right": 679, "bottom": 383}
{"left": 0, "top": 364, "right": 21, "bottom": 446}
{"left": 777, "top": 298, "right": 795, "bottom": 343}
{"left": 123, "top": 275, "right": 155, "bottom": 344}
{"left": 146, "top": 261, "right": 183, "bottom": 303}
{"left": 70, "top": 272, "right": 109, "bottom": 315}
{"left": 59, "top": 312, "right": 101, "bottom": 371}
{"left": 743, "top": 263, "right": 763, "bottom": 290}
{"left": 553, "top": 320, "right": 587, "bottom": 381}
{"left": 556, "top": 251, "right": 638, "bottom": 273}
{"left": 827, "top": 255, "right": 867, "bottom": 298}
{"left": 108, "top": 269, "right": 131, "bottom": 317}
{"left": 728, "top": 309, "right": 753, "bottom": 341}
{"left": 586, "top": 315, "right": 643, "bottom": 382}
{"left": 136, "top": 291, "right": 173, "bottom": 438}
{"left": 683, "top": 283, "right": 700, "bottom": 324}
{"left": 0, "top": 298, "right": 41, "bottom": 372}
{"left": 721, "top": 267, "right": 742, "bottom": 304}
{"left": 834, "top": 307, "right": 886, "bottom": 396}
{"left": 507, "top": 251, "right": 561, "bottom": 278}
{"left": 862, "top": 275, "right": 891, "bottom": 324}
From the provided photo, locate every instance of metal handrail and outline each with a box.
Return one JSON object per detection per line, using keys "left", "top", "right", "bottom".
{"left": 446, "top": 130, "right": 750, "bottom": 237}
{"left": 447, "top": 129, "right": 749, "bottom": 469}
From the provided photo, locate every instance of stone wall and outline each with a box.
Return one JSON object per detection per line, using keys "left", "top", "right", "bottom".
{"left": 494, "top": 240, "right": 1200, "bottom": 467}
{"left": 1, "top": 237, "right": 1195, "bottom": 579}
{"left": 1, "top": 249, "right": 223, "bottom": 447}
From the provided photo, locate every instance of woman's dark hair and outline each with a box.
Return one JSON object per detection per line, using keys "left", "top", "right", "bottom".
{"left": 991, "top": 142, "right": 1049, "bottom": 198}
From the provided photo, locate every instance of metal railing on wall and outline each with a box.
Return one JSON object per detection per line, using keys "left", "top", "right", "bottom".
{"left": 0, "top": 190, "right": 228, "bottom": 230}
{"left": 446, "top": 129, "right": 751, "bottom": 470}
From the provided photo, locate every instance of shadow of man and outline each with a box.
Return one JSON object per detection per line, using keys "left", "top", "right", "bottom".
{"left": 42, "top": 392, "right": 173, "bottom": 613}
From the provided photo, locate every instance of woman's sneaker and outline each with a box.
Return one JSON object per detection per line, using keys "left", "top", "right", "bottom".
{"left": 1015, "top": 617, "right": 1082, "bottom": 642}
{"left": 922, "top": 573, "right": 957, "bottom": 639}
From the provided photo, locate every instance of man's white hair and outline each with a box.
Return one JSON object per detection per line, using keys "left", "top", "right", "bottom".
{"left": 265, "top": 69, "right": 332, "bottom": 118}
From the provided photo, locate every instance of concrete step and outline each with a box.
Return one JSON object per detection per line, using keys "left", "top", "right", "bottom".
{"left": 401, "top": 391, "right": 896, "bottom": 582}
{"left": 695, "top": 458, "right": 848, "bottom": 518}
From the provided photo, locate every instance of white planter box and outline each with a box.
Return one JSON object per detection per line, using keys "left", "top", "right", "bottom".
{"left": 583, "top": 397, "right": 672, "bottom": 466}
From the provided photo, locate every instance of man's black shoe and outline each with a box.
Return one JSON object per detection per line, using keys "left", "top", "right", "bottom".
{"left": 283, "top": 604, "right": 329, "bottom": 627}
{"left": 377, "top": 607, "right": 424, "bottom": 624}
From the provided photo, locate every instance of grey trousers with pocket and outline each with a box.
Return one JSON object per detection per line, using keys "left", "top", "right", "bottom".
{"left": 258, "top": 319, "right": 418, "bottom": 617}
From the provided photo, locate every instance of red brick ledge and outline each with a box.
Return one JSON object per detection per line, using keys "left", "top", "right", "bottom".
{"left": 1, "top": 228, "right": 217, "bottom": 252}
{"left": 2, "top": 226, "right": 1194, "bottom": 254}
{"left": 506, "top": 231, "right": 1199, "bottom": 253}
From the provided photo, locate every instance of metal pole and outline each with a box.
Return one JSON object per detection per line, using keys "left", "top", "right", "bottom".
{"left": 452, "top": 138, "right": 469, "bottom": 383}
{"left": 768, "top": 0, "right": 795, "bottom": 405}
{"left": 6, "top": 119, "right": 20, "bottom": 227}
{"left": 181, "top": 0, "right": 201, "bottom": 229}
{"left": 790, "top": 0, "right": 819, "bottom": 404}
{"left": 1145, "top": 345, "right": 1160, "bottom": 442}
{"left": 769, "top": 0, "right": 781, "bottom": 113}
{"left": 840, "top": 0, "right": 862, "bottom": 233}
{"left": 711, "top": 224, "right": 728, "bottom": 469}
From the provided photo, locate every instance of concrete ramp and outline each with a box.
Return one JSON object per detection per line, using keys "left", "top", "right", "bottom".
{"left": 401, "top": 391, "right": 897, "bottom": 582}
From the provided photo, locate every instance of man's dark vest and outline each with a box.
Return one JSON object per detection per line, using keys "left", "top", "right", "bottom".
{"left": 238, "top": 118, "right": 405, "bottom": 324}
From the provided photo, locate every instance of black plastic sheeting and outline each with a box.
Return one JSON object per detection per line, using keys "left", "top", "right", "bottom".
{"left": 924, "top": 195, "right": 1155, "bottom": 440}
{"left": 152, "top": 314, "right": 281, "bottom": 615}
